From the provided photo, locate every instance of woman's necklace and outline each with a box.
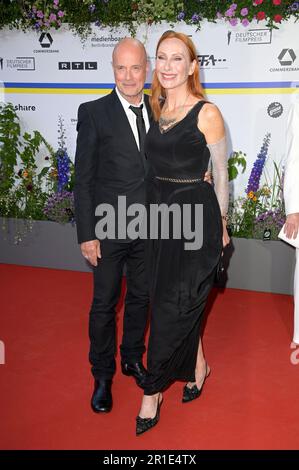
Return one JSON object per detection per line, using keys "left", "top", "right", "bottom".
{"left": 159, "top": 93, "right": 190, "bottom": 132}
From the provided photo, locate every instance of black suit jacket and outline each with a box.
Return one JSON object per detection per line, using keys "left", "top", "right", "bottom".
{"left": 74, "top": 89, "right": 152, "bottom": 244}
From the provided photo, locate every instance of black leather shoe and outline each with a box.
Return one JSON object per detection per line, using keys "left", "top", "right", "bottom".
{"left": 121, "top": 361, "right": 148, "bottom": 387}
{"left": 91, "top": 379, "right": 112, "bottom": 413}
{"left": 136, "top": 394, "right": 163, "bottom": 436}
{"left": 182, "top": 363, "right": 210, "bottom": 403}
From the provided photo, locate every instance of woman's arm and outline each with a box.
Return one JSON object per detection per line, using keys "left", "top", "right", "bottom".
{"left": 198, "top": 103, "right": 230, "bottom": 247}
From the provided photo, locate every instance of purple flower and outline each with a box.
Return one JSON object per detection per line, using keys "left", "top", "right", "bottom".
{"left": 229, "top": 18, "right": 238, "bottom": 26}
{"left": 230, "top": 3, "right": 238, "bottom": 10}
{"left": 53, "top": 0, "right": 59, "bottom": 5}
{"left": 177, "top": 11, "right": 185, "bottom": 21}
{"left": 291, "top": 2, "right": 299, "bottom": 10}
{"left": 246, "top": 133, "right": 271, "bottom": 194}
{"left": 254, "top": 208, "right": 284, "bottom": 231}
{"left": 95, "top": 20, "right": 101, "bottom": 27}
{"left": 225, "top": 9, "right": 235, "bottom": 18}
{"left": 49, "top": 13, "right": 57, "bottom": 22}
{"left": 44, "top": 190, "right": 74, "bottom": 224}
{"left": 56, "top": 149, "right": 70, "bottom": 192}
{"left": 242, "top": 18, "right": 250, "bottom": 26}
{"left": 57, "top": 10, "right": 64, "bottom": 18}
{"left": 241, "top": 8, "right": 249, "bottom": 16}
{"left": 191, "top": 13, "right": 200, "bottom": 23}
{"left": 216, "top": 12, "right": 223, "bottom": 19}
{"left": 36, "top": 11, "right": 44, "bottom": 19}
{"left": 88, "top": 4, "right": 96, "bottom": 13}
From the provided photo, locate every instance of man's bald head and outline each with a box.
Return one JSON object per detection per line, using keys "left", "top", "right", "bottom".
{"left": 112, "top": 37, "right": 147, "bottom": 65}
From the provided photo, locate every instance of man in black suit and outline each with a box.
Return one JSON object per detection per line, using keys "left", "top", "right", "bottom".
{"left": 74, "top": 38, "right": 151, "bottom": 413}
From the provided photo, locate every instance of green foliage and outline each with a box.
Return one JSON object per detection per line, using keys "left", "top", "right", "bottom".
{"left": 0, "top": 102, "right": 55, "bottom": 220}
{"left": 228, "top": 150, "right": 247, "bottom": 182}
{"left": 227, "top": 159, "right": 285, "bottom": 240}
{"left": 131, "top": 0, "right": 184, "bottom": 26}
{"left": 0, "top": 102, "right": 21, "bottom": 193}
{"left": 0, "top": 103, "right": 75, "bottom": 227}
{"left": 0, "top": 1, "right": 298, "bottom": 39}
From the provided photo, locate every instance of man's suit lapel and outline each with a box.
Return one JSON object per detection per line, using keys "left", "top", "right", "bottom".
{"left": 109, "top": 89, "right": 140, "bottom": 154}
{"left": 111, "top": 88, "right": 153, "bottom": 129}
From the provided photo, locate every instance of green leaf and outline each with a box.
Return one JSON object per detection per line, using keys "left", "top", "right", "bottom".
{"left": 38, "top": 167, "right": 50, "bottom": 180}
{"left": 228, "top": 166, "right": 238, "bottom": 182}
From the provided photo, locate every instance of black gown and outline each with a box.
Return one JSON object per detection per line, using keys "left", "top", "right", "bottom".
{"left": 143, "top": 100, "right": 223, "bottom": 395}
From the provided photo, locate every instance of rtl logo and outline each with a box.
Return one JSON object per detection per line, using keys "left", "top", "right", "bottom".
{"left": 58, "top": 62, "right": 98, "bottom": 70}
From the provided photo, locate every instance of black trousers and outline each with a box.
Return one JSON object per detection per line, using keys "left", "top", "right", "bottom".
{"left": 89, "top": 238, "right": 149, "bottom": 380}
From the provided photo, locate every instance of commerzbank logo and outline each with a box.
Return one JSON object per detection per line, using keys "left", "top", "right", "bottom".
{"left": 278, "top": 48, "right": 296, "bottom": 66}
{"left": 270, "top": 48, "right": 298, "bottom": 72}
{"left": 39, "top": 32, "right": 53, "bottom": 48}
{"left": 33, "top": 32, "right": 59, "bottom": 53}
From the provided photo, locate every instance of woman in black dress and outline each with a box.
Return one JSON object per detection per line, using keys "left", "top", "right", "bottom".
{"left": 136, "top": 31, "right": 230, "bottom": 435}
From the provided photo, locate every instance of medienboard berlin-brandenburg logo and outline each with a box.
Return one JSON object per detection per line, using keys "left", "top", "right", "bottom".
{"left": 95, "top": 196, "right": 203, "bottom": 250}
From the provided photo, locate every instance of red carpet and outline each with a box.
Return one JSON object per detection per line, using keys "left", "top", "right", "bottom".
{"left": 0, "top": 263, "right": 298, "bottom": 450}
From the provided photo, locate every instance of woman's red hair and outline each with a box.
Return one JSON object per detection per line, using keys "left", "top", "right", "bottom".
{"left": 150, "top": 30, "right": 205, "bottom": 121}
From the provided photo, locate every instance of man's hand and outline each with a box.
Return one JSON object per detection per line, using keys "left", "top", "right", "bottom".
{"left": 204, "top": 171, "right": 213, "bottom": 184}
{"left": 81, "top": 240, "right": 101, "bottom": 266}
{"left": 284, "top": 213, "right": 299, "bottom": 240}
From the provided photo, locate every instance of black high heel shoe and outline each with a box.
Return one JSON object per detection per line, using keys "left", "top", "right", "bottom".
{"left": 182, "top": 363, "right": 210, "bottom": 403}
{"left": 136, "top": 394, "right": 163, "bottom": 436}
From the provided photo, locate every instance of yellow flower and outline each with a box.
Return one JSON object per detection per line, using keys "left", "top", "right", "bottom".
{"left": 247, "top": 191, "right": 254, "bottom": 199}
{"left": 253, "top": 196, "right": 257, "bottom": 202}
{"left": 261, "top": 186, "right": 271, "bottom": 196}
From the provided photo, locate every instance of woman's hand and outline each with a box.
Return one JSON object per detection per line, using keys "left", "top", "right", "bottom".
{"left": 222, "top": 221, "right": 230, "bottom": 248}
{"left": 204, "top": 171, "right": 212, "bottom": 184}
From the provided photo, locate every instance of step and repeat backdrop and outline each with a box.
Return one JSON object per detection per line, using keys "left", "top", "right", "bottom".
{"left": 0, "top": 19, "right": 298, "bottom": 198}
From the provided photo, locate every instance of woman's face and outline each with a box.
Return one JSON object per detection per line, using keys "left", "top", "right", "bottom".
{"left": 155, "top": 37, "right": 196, "bottom": 91}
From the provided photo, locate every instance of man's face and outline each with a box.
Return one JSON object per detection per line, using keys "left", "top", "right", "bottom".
{"left": 113, "top": 43, "right": 147, "bottom": 103}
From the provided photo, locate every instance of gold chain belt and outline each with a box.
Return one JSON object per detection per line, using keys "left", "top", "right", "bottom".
{"left": 155, "top": 176, "right": 202, "bottom": 183}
